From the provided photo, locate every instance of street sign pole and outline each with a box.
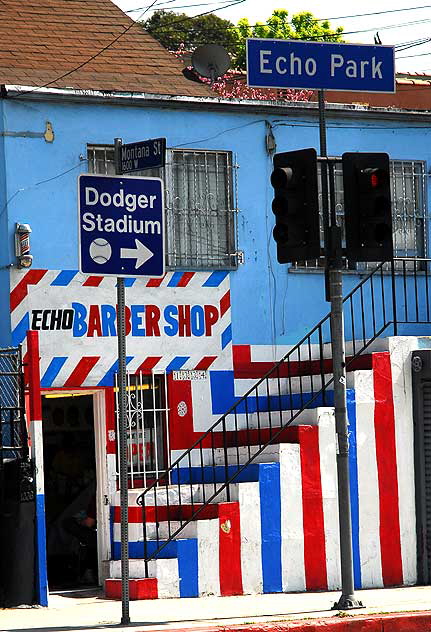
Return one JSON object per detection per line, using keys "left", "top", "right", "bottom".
{"left": 114, "top": 137, "right": 130, "bottom": 625}
{"left": 317, "top": 93, "right": 363, "bottom": 611}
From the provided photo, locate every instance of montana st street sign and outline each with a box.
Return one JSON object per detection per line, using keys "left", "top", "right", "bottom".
{"left": 118, "top": 137, "right": 166, "bottom": 174}
{"left": 246, "top": 39, "right": 395, "bottom": 93}
{"left": 78, "top": 174, "right": 165, "bottom": 278}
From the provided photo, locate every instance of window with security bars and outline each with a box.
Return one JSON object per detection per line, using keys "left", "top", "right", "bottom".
{"left": 293, "top": 159, "right": 428, "bottom": 270}
{"left": 87, "top": 145, "right": 238, "bottom": 270}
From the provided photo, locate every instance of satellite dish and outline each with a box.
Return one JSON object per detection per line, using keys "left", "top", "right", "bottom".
{"left": 191, "top": 44, "right": 230, "bottom": 83}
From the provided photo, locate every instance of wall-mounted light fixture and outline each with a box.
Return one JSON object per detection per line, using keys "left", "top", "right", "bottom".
{"left": 15, "top": 223, "right": 33, "bottom": 268}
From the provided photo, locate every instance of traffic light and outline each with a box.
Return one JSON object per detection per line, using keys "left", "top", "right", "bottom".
{"left": 270, "top": 148, "right": 320, "bottom": 263}
{"left": 342, "top": 152, "right": 393, "bottom": 262}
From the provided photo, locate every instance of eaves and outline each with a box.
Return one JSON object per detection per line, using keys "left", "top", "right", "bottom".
{"left": 3, "top": 84, "right": 431, "bottom": 125}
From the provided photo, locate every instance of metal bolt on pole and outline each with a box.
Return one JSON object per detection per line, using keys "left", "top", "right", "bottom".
{"left": 114, "top": 137, "right": 131, "bottom": 625}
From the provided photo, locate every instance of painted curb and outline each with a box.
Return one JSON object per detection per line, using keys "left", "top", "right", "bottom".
{"left": 153, "top": 611, "right": 431, "bottom": 632}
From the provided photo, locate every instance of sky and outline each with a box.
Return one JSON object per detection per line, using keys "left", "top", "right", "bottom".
{"left": 111, "top": 0, "right": 431, "bottom": 73}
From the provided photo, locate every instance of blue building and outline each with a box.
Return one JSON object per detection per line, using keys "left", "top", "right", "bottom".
{"left": 2, "top": 0, "right": 431, "bottom": 607}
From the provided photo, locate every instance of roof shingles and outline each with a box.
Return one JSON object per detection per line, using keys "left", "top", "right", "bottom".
{"left": 0, "top": 0, "right": 212, "bottom": 97}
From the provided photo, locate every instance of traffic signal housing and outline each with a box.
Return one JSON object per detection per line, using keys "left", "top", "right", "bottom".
{"left": 342, "top": 152, "right": 393, "bottom": 262}
{"left": 270, "top": 148, "right": 320, "bottom": 263}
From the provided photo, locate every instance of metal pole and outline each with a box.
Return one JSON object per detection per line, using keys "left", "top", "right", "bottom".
{"left": 317, "top": 91, "right": 363, "bottom": 610}
{"left": 114, "top": 137, "right": 130, "bottom": 625}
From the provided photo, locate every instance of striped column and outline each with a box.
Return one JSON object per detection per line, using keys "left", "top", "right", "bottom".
{"left": 26, "top": 331, "right": 48, "bottom": 606}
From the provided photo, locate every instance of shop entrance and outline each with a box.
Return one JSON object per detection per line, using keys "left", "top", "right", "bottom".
{"left": 42, "top": 393, "right": 98, "bottom": 589}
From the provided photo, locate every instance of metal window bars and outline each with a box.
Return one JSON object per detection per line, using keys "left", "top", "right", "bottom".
{"left": 293, "top": 159, "right": 428, "bottom": 271}
{"left": 114, "top": 372, "right": 169, "bottom": 489}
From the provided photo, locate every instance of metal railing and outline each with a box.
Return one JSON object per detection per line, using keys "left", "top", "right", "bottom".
{"left": 137, "top": 257, "right": 431, "bottom": 574}
{"left": 0, "top": 347, "right": 29, "bottom": 507}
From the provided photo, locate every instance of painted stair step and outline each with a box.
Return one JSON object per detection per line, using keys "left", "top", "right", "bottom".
{"left": 113, "top": 483, "right": 240, "bottom": 508}
{"left": 233, "top": 346, "right": 373, "bottom": 379}
{"left": 109, "top": 558, "right": 180, "bottom": 598}
{"left": 113, "top": 503, "right": 219, "bottom": 523}
{"left": 171, "top": 462, "right": 278, "bottom": 485}
{"left": 105, "top": 578, "right": 157, "bottom": 600}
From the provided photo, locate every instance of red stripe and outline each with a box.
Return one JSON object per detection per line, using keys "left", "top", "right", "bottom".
{"left": 232, "top": 345, "right": 373, "bottom": 379}
{"left": 146, "top": 274, "right": 166, "bottom": 287}
{"left": 82, "top": 276, "right": 103, "bottom": 287}
{"left": 113, "top": 504, "right": 219, "bottom": 524}
{"left": 220, "top": 290, "right": 231, "bottom": 317}
{"left": 299, "top": 426, "right": 327, "bottom": 591}
{"left": 176, "top": 272, "right": 194, "bottom": 287}
{"left": 194, "top": 356, "right": 217, "bottom": 370}
{"left": 105, "top": 388, "right": 116, "bottom": 455}
{"left": 219, "top": 502, "right": 243, "bottom": 596}
{"left": 26, "top": 331, "right": 42, "bottom": 422}
{"left": 135, "top": 356, "right": 162, "bottom": 374}
{"left": 373, "top": 351, "right": 403, "bottom": 586}
{"left": 168, "top": 374, "right": 194, "bottom": 449}
{"left": 10, "top": 269, "right": 47, "bottom": 311}
{"left": 63, "top": 357, "right": 100, "bottom": 387}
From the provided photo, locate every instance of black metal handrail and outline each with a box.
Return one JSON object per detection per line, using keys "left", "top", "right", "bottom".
{"left": 137, "top": 257, "right": 431, "bottom": 574}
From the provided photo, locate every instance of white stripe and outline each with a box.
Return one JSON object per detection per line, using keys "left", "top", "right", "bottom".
{"left": 354, "top": 370, "right": 383, "bottom": 588}
{"left": 318, "top": 409, "right": 341, "bottom": 590}
{"left": 197, "top": 519, "right": 220, "bottom": 596}
{"left": 280, "top": 444, "right": 305, "bottom": 592}
{"left": 239, "top": 482, "right": 262, "bottom": 594}
{"left": 30, "top": 419, "right": 45, "bottom": 495}
{"left": 389, "top": 337, "right": 417, "bottom": 584}
{"left": 156, "top": 558, "right": 180, "bottom": 598}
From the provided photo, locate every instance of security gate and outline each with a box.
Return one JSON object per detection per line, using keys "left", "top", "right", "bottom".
{"left": 0, "top": 347, "right": 35, "bottom": 607}
{"left": 115, "top": 372, "right": 169, "bottom": 489}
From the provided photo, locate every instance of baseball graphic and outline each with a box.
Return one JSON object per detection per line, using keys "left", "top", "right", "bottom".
{"left": 89, "top": 238, "right": 112, "bottom": 264}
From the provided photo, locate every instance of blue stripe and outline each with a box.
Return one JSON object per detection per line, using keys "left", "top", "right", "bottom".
{"left": 172, "top": 463, "right": 261, "bottom": 485}
{"left": 167, "top": 272, "right": 185, "bottom": 287}
{"left": 50, "top": 270, "right": 78, "bottom": 286}
{"left": 121, "top": 278, "right": 136, "bottom": 287}
{"left": 347, "top": 390, "right": 361, "bottom": 589}
{"left": 260, "top": 463, "right": 282, "bottom": 593}
{"left": 11, "top": 313, "right": 29, "bottom": 346}
{"left": 40, "top": 357, "right": 67, "bottom": 387}
{"left": 202, "top": 271, "right": 229, "bottom": 287}
{"left": 35, "top": 494, "right": 48, "bottom": 606}
{"left": 98, "top": 356, "right": 134, "bottom": 386}
{"left": 165, "top": 356, "right": 189, "bottom": 373}
{"left": 209, "top": 371, "right": 335, "bottom": 415}
{"left": 177, "top": 539, "right": 199, "bottom": 597}
{"left": 112, "top": 539, "right": 183, "bottom": 560}
{"left": 221, "top": 324, "right": 232, "bottom": 349}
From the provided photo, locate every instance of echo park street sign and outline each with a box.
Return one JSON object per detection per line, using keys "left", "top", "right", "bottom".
{"left": 119, "top": 137, "right": 166, "bottom": 174}
{"left": 78, "top": 174, "right": 165, "bottom": 278}
{"left": 247, "top": 39, "right": 395, "bottom": 93}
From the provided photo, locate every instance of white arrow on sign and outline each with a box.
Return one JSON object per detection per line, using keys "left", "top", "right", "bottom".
{"left": 120, "top": 239, "right": 154, "bottom": 269}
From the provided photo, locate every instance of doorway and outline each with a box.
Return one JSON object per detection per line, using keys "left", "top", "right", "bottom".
{"left": 42, "top": 393, "right": 98, "bottom": 589}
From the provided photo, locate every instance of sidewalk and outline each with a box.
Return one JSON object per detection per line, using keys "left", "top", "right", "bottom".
{"left": 2, "top": 585, "right": 431, "bottom": 632}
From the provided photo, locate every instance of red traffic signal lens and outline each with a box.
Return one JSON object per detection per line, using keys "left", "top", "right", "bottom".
{"left": 363, "top": 167, "right": 389, "bottom": 189}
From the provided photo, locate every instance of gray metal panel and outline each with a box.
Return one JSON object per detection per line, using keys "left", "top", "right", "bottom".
{"left": 412, "top": 350, "right": 431, "bottom": 584}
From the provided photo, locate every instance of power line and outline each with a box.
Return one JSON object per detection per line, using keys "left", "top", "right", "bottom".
{"left": 126, "top": 0, "right": 235, "bottom": 12}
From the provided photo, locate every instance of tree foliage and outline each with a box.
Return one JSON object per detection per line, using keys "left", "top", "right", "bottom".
{"left": 141, "top": 10, "right": 239, "bottom": 57}
{"left": 235, "top": 9, "right": 344, "bottom": 69}
{"left": 142, "top": 8, "right": 344, "bottom": 71}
